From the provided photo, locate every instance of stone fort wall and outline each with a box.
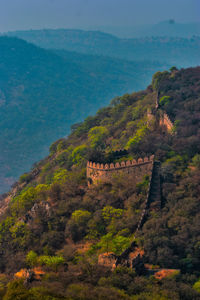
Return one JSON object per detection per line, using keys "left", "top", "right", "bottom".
{"left": 159, "top": 113, "right": 173, "bottom": 132}
{"left": 87, "top": 155, "right": 154, "bottom": 185}
{"left": 147, "top": 109, "right": 173, "bottom": 133}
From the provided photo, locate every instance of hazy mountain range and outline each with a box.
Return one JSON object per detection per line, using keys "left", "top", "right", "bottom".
{"left": 5, "top": 29, "right": 200, "bottom": 67}
{"left": 0, "top": 27, "right": 199, "bottom": 193}
{"left": 0, "top": 36, "right": 169, "bottom": 193}
{"left": 87, "top": 21, "right": 200, "bottom": 38}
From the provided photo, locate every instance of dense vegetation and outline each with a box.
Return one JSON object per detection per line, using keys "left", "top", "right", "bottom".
{"left": 0, "top": 67, "right": 199, "bottom": 299}
{"left": 0, "top": 36, "right": 168, "bottom": 193}
{"left": 6, "top": 29, "right": 200, "bottom": 66}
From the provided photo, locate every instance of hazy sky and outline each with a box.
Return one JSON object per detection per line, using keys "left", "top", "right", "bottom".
{"left": 0, "top": 0, "right": 199, "bottom": 32}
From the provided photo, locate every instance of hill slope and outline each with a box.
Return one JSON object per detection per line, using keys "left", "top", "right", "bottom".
{"left": 6, "top": 29, "right": 200, "bottom": 67}
{"left": 0, "top": 36, "right": 168, "bottom": 193}
{"left": 0, "top": 67, "right": 200, "bottom": 299}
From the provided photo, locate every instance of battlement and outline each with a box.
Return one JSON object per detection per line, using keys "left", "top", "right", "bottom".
{"left": 87, "top": 155, "right": 154, "bottom": 171}
{"left": 87, "top": 155, "right": 154, "bottom": 185}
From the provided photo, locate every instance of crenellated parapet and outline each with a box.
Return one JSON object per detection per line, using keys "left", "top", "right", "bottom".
{"left": 87, "top": 155, "right": 154, "bottom": 185}
{"left": 87, "top": 155, "right": 154, "bottom": 171}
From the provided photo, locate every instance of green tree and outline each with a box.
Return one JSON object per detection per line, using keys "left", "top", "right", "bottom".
{"left": 9, "top": 221, "right": 27, "bottom": 239}
{"left": 71, "top": 144, "right": 88, "bottom": 165}
{"left": 11, "top": 187, "right": 38, "bottom": 216}
{"left": 71, "top": 210, "right": 91, "bottom": 226}
{"left": 159, "top": 95, "right": 171, "bottom": 107}
{"left": 126, "top": 124, "right": 148, "bottom": 149}
{"left": 26, "top": 251, "right": 38, "bottom": 268}
{"left": 98, "top": 233, "right": 114, "bottom": 253}
{"left": 112, "top": 235, "right": 131, "bottom": 255}
{"left": 102, "top": 206, "right": 124, "bottom": 224}
{"left": 97, "top": 234, "right": 130, "bottom": 255}
{"left": 3, "top": 279, "right": 32, "bottom": 300}
{"left": 152, "top": 71, "right": 169, "bottom": 91}
{"left": 192, "top": 154, "right": 200, "bottom": 169}
{"left": 38, "top": 255, "right": 64, "bottom": 272}
{"left": 52, "top": 169, "right": 68, "bottom": 184}
{"left": 88, "top": 126, "right": 108, "bottom": 150}
{"left": 193, "top": 280, "right": 200, "bottom": 293}
{"left": 170, "top": 66, "right": 178, "bottom": 72}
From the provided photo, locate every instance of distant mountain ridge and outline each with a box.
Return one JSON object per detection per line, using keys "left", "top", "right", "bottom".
{"left": 5, "top": 28, "right": 200, "bottom": 67}
{"left": 88, "top": 21, "right": 200, "bottom": 38}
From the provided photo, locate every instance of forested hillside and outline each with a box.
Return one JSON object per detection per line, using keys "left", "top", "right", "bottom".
{"left": 0, "top": 67, "right": 200, "bottom": 299}
{"left": 0, "top": 36, "right": 167, "bottom": 193}
{"left": 6, "top": 29, "right": 200, "bottom": 67}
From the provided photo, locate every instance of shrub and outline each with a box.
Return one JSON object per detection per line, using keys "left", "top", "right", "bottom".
{"left": 126, "top": 124, "right": 148, "bottom": 149}
{"left": 3, "top": 279, "right": 31, "bottom": 300}
{"left": 96, "top": 233, "right": 131, "bottom": 255}
{"left": 71, "top": 145, "right": 88, "bottom": 165}
{"left": 192, "top": 154, "right": 200, "bottom": 169}
{"left": 71, "top": 210, "right": 91, "bottom": 225}
{"left": 26, "top": 251, "right": 38, "bottom": 268}
{"left": 38, "top": 255, "right": 64, "bottom": 271}
{"left": 193, "top": 279, "right": 200, "bottom": 293}
{"left": 52, "top": 169, "right": 68, "bottom": 184}
{"left": 159, "top": 96, "right": 171, "bottom": 107}
{"left": 88, "top": 126, "right": 108, "bottom": 150}
{"left": 19, "top": 173, "right": 32, "bottom": 184}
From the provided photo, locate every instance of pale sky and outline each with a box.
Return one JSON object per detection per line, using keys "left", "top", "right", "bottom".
{"left": 0, "top": 0, "right": 199, "bottom": 32}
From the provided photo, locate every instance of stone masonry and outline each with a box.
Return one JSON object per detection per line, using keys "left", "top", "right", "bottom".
{"left": 87, "top": 155, "right": 154, "bottom": 185}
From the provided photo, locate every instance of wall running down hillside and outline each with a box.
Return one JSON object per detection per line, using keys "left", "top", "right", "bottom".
{"left": 87, "top": 156, "right": 154, "bottom": 185}
{"left": 159, "top": 113, "right": 173, "bottom": 132}
{"left": 147, "top": 109, "right": 174, "bottom": 134}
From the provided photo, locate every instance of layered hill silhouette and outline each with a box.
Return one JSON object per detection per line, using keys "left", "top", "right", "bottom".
{"left": 0, "top": 36, "right": 168, "bottom": 193}
{"left": 6, "top": 28, "right": 200, "bottom": 66}
{"left": 89, "top": 21, "right": 200, "bottom": 38}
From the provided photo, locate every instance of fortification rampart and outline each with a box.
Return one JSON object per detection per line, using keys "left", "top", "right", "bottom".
{"left": 147, "top": 108, "right": 173, "bottom": 133}
{"left": 87, "top": 155, "right": 154, "bottom": 185}
{"left": 159, "top": 113, "right": 173, "bottom": 132}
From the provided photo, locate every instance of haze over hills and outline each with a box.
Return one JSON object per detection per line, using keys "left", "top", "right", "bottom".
{"left": 0, "top": 36, "right": 169, "bottom": 194}
{"left": 88, "top": 21, "right": 200, "bottom": 38}
{"left": 1, "top": 27, "right": 199, "bottom": 194}
{"left": 5, "top": 29, "right": 200, "bottom": 67}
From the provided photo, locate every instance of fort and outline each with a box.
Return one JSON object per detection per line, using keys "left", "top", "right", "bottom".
{"left": 86, "top": 103, "right": 171, "bottom": 231}
{"left": 87, "top": 104, "right": 173, "bottom": 186}
{"left": 93, "top": 155, "right": 162, "bottom": 270}
{"left": 86, "top": 154, "right": 161, "bottom": 230}
{"left": 88, "top": 105, "right": 172, "bottom": 270}
{"left": 87, "top": 155, "right": 154, "bottom": 185}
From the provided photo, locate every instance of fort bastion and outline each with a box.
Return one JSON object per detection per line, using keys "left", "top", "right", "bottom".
{"left": 87, "top": 155, "right": 154, "bottom": 185}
